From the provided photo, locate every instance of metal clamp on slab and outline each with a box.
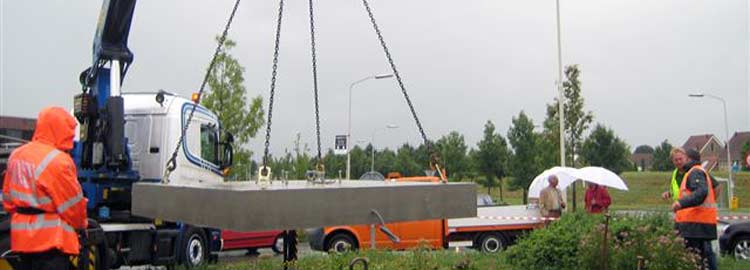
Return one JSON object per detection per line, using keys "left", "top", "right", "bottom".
{"left": 257, "top": 166, "right": 272, "bottom": 188}
{"left": 369, "top": 209, "right": 400, "bottom": 249}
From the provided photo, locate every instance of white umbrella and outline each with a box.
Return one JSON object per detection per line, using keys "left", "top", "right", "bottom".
{"left": 527, "top": 167, "right": 579, "bottom": 198}
{"left": 576, "top": 166, "right": 629, "bottom": 191}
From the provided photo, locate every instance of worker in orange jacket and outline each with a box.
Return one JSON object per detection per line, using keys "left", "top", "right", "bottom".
{"left": 3, "top": 107, "right": 88, "bottom": 270}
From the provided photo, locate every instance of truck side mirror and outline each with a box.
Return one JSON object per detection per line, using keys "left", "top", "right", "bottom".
{"left": 220, "top": 132, "right": 234, "bottom": 169}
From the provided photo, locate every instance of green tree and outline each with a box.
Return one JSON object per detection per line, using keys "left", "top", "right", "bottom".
{"left": 507, "top": 111, "right": 544, "bottom": 204}
{"left": 394, "top": 144, "right": 422, "bottom": 177}
{"left": 544, "top": 64, "right": 594, "bottom": 166}
{"left": 201, "top": 36, "right": 265, "bottom": 181}
{"left": 580, "top": 124, "right": 632, "bottom": 174}
{"left": 374, "top": 148, "right": 398, "bottom": 175}
{"left": 350, "top": 145, "right": 368, "bottom": 179}
{"left": 323, "top": 149, "right": 346, "bottom": 178}
{"left": 652, "top": 140, "right": 674, "bottom": 171}
{"left": 543, "top": 64, "right": 593, "bottom": 210}
{"left": 436, "top": 131, "right": 469, "bottom": 180}
{"left": 475, "top": 120, "right": 511, "bottom": 200}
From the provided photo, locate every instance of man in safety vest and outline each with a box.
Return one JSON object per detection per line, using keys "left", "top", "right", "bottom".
{"left": 661, "top": 148, "right": 689, "bottom": 202}
{"left": 3, "top": 107, "right": 88, "bottom": 270}
{"left": 671, "top": 150, "right": 717, "bottom": 270}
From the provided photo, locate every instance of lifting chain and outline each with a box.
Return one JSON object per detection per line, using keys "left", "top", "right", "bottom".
{"left": 259, "top": 0, "right": 285, "bottom": 180}
{"left": 360, "top": 0, "right": 446, "bottom": 182}
{"left": 163, "top": 0, "right": 242, "bottom": 183}
{"left": 308, "top": 0, "right": 323, "bottom": 170}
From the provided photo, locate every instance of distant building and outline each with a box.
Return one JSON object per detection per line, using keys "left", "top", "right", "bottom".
{"left": 721, "top": 131, "right": 750, "bottom": 169}
{"left": 682, "top": 134, "right": 723, "bottom": 171}
{"left": 1, "top": 116, "right": 36, "bottom": 175}
{"left": 0, "top": 116, "right": 36, "bottom": 144}
{"left": 631, "top": 145, "right": 654, "bottom": 171}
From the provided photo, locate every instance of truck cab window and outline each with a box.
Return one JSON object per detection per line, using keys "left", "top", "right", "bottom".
{"left": 200, "top": 124, "right": 219, "bottom": 165}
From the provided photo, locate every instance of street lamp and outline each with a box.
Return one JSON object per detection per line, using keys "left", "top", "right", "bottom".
{"left": 347, "top": 73, "right": 394, "bottom": 180}
{"left": 369, "top": 124, "right": 399, "bottom": 172}
{"left": 689, "top": 92, "right": 733, "bottom": 203}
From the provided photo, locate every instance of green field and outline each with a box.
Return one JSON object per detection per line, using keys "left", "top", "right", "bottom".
{"left": 483, "top": 171, "right": 750, "bottom": 211}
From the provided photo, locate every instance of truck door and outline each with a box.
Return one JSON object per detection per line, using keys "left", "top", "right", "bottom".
{"left": 177, "top": 104, "right": 224, "bottom": 184}
{"left": 395, "top": 219, "right": 443, "bottom": 249}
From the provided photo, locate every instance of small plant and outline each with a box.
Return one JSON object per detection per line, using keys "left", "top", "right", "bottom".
{"left": 504, "top": 212, "right": 700, "bottom": 270}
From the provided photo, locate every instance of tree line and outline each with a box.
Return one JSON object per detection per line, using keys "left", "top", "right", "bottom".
{"left": 201, "top": 37, "right": 635, "bottom": 205}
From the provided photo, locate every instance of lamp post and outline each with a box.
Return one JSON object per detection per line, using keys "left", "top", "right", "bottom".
{"left": 347, "top": 74, "right": 394, "bottom": 180}
{"left": 689, "top": 93, "right": 733, "bottom": 203}
{"left": 370, "top": 124, "right": 399, "bottom": 172}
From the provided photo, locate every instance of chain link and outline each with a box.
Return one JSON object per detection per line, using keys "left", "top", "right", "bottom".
{"left": 262, "top": 0, "right": 285, "bottom": 168}
{"left": 308, "top": 0, "right": 323, "bottom": 165}
{"left": 360, "top": 0, "right": 438, "bottom": 164}
{"left": 164, "top": 0, "right": 242, "bottom": 181}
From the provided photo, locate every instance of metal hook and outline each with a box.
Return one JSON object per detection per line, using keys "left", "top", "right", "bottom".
{"left": 347, "top": 257, "right": 369, "bottom": 270}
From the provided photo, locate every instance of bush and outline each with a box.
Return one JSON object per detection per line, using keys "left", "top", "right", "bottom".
{"left": 504, "top": 212, "right": 700, "bottom": 270}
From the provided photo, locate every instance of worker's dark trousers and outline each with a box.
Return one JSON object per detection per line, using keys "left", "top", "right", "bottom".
{"left": 17, "top": 249, "right": 70, "bottom": 270}
{"left": 685, "top": 238, "right": 717, "bottom": 270}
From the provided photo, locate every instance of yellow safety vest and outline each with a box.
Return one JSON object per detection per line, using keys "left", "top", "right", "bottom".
{"left": 670, "top": 169, "right": 680, "bottom": 201}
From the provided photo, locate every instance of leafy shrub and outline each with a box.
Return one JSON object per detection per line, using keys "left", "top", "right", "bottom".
{"left": 504, "top": 212, "right": 700, "bottom": 270}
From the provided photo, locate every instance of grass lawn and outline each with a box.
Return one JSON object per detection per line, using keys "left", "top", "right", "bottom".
{"left": 481, "top": 171, "right": 750, "bottom": 211}
{"left": 207, "top": 250, "right": 750, "bottom": 270}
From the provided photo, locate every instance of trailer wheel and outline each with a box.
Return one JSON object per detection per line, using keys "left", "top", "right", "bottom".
{"left": 271, "top": 234, "right": 284, "bottom": 254}
{"left": 327, "top": 233, "right": 357, "bottom": 253}
{"left": 182, "top": 228, "right": 208, "bottom": 268}
{"left": 478, "top": 232, "right": 506, "bottom": 253}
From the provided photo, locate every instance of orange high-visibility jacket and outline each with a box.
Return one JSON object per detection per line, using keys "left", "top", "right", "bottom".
{"left": 2, "top": 107, "right": 88, "bottom": 255}
{"left": 675, "top": 165, "right": 717, "bottom": 225}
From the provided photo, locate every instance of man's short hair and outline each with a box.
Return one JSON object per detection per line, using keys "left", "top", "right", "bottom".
{"left": 670, "top": 147, "right": 687, "bottom": 158}
{"left": 548, "top": 175, "right": 558, "bottom": 182}
{"left": 686, "top": 149, "right": 701, "bottom": 161}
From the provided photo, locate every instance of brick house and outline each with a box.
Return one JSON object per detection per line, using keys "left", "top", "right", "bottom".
{"left": 631, "top": 145, "right": 654, "bottom": 171}
{"left": 682, "top": 134, "right": 724, "bottom": 171}
{"left": 721, "top": 131, "right": 750, "bottom": 169}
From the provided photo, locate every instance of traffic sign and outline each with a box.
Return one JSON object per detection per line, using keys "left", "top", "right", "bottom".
{"left": 334, "top": 135, "right": 347, "bottom": 155}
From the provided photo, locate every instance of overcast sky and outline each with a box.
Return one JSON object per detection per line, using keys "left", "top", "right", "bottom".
{"left": 2, "top": 1, "right": 749, "bottom": 159}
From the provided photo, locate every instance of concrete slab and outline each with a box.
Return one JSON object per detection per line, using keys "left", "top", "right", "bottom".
{"left": 132, "top": 180, "right": 476, "bottom": 231}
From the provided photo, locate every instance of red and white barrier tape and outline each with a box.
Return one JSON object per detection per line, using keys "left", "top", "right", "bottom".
{"left": 477, "top": 215, "right": 559, "bottom": 222}
{"left": 718, "top": 215, "right": 750, "bottom": 221}
{"left": 477, "top": 215, "right": 750, "bottom": 222}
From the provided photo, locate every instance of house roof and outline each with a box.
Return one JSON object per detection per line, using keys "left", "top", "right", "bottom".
{"left": 682, "top": 134, "right": 722, "bottom": 153}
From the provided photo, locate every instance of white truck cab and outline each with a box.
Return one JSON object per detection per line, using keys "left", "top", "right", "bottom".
{"left": 122, "top": 92, "right": 232, "bottom": 186}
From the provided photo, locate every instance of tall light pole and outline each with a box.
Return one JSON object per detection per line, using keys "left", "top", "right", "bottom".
{"left": 555, "top": 0, "right": 566, "bottom": 168}
{"left": 370, "top": 124, "right": 399, "bottom": 172}
{"left": 347, "top": 74, "right": 394, "bottom": 180}
{"left": 689, "top": 93, "right": 733, "bottom": 203}
{"left": 555, "top": 0, "right": 571, "bottom": 210}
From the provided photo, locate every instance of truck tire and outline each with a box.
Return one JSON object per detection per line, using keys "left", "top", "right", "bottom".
{"left": 477, "top": 232, "right": 506, "bottom": 253}
{"left": 326, "top": 233, "right": 357, "bottom": 253}
{"left": 271, "top": 234, "right": 284, "bottom": 255}
{"left": 182, "top": 228, "right": 208, "bottom": 268}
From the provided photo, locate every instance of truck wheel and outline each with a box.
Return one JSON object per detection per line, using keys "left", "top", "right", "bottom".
{"left": 182, "top": 228, "right": 208, "bottom": 268}
{"left": 327, "top": 233, "right": 357, "bottom": 253}
{"left": 271, "top": 234, "right": 284, "bottom": 254}
{"left": 478, "top": 233, "right": 505, "bottom": 253}
{"left": 734, "top": 236, "right": 750, "bottom": 260}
